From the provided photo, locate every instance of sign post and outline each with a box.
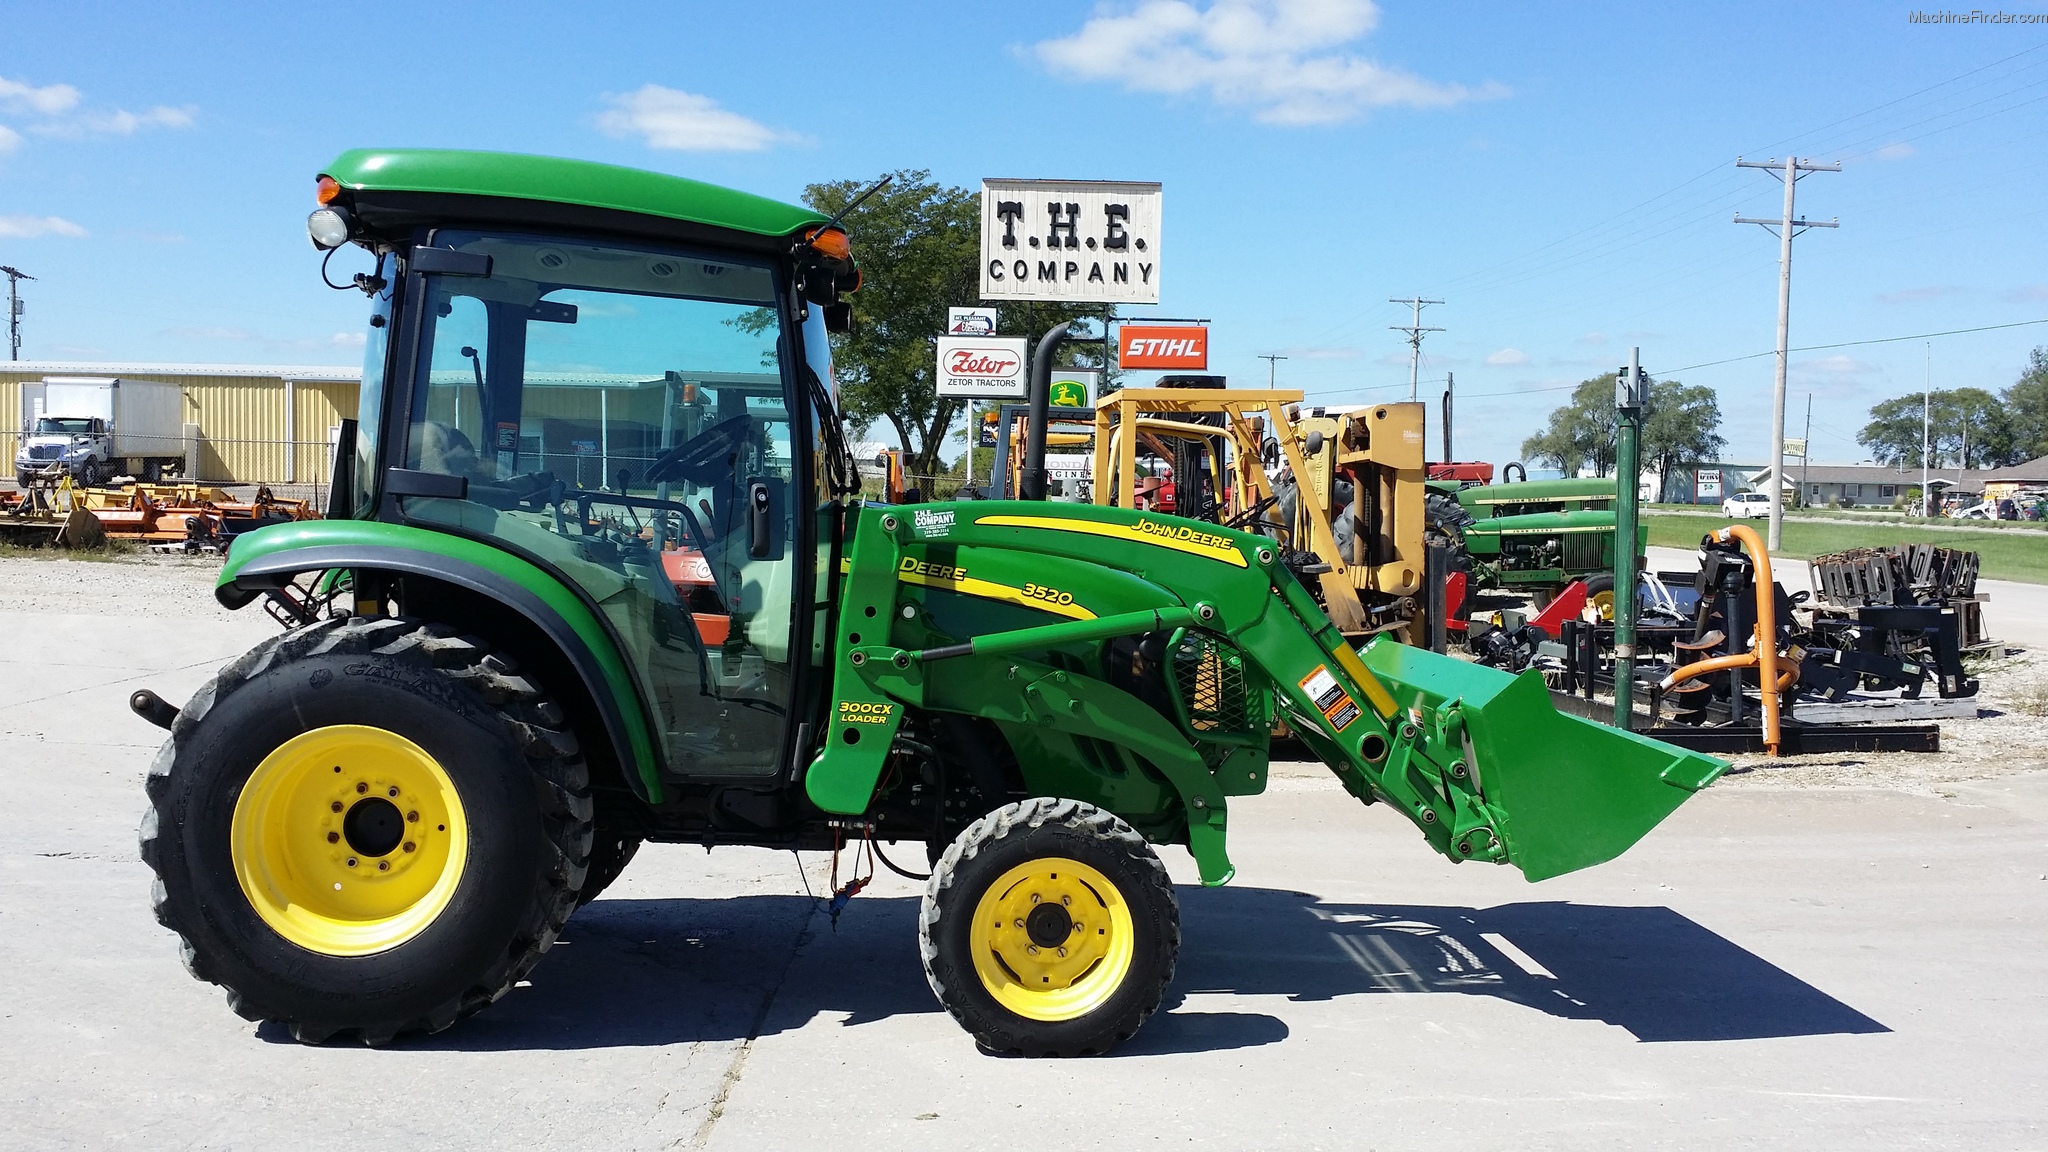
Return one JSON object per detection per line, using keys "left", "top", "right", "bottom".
{"left": 1613, "top": 350, "right": 1647, "bottom": 731}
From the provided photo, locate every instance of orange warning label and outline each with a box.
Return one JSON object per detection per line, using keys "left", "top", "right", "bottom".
{"left": 1298, "top": 664, "right": 1361, "bottom": 732}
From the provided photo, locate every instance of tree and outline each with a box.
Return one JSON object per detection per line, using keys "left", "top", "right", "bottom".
{"left": 2005, "top": 346, "right": 2048, "bottom": 462}
{"left": 1642, "top": 378, "right": 1727, "bottom": 489}
{"left": 1521, "top": 374, "right": 1723, "bottom": 483}
{"left": 1520, "top": 376, "right": 1617, "bottom": 477}
{"left": 801, "top": 172, "right": 1112, "bottom": 479}
{"left": 1857, "top": 386, "right": 2017, "bottom": 468}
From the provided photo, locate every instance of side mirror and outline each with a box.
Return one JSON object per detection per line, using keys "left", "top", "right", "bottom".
{"left": 824, "top": 302, "right": 853, "bottom": 334}
{"left": 748, "top": 480, "right": 774, "bottom": 558}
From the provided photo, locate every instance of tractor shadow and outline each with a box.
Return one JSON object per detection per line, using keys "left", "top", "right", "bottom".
{"left": 403, "top": 886, "right": 1883, "bottom": 1053}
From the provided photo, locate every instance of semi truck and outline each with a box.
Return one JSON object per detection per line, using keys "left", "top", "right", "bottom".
{"left": 15, "top": 377, "right": 185, "bottom": 486}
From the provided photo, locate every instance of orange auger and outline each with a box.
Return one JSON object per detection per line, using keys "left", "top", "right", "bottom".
{"left": 1657, "top": 524, "right": 1793, "bottom": 755}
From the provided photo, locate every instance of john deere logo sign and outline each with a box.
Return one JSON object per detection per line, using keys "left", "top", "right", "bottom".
{"left": 1048, "top": 368, "right": 1099, "bottom": 409}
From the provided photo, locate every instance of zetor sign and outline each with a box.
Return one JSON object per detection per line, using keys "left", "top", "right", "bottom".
{"left": 935, "top": 335, "right": 1029, "bottom": 398}
{"left": 980, "top": 179, "right": 1162, "bottom": 305}
{"left": 1118, "top": 325, "right": 1208, "bottom": 370}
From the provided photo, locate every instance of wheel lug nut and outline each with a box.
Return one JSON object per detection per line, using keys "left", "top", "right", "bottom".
{"left": 355, "top": 782, "right": 368, "bottom": 794}
{"left": 327, "top": 832, "right": 340, "bottom": 844}
{"left": 378, "top": 860, "right": 390, "bottom": 871}
{"left": 330, "top": 801, "right": 343, "bottom": 813}
{"left": 1030, "top": 893, "right": 1040, "bottom": 904}
{"left": 1013, "top": 918, "right": 1025, "bottom": 929}
{"left": 346, "top": 858, "right": 358, "bottom": 867}
{"left": 407, "top": 811, "right": 419, "bottom": 823}
{"left": 388, "top": 787, "right": 399, "bottom": 798}
{"left": 1071, "top": 923, "right": 1083, "bottom": 933}
{"left": 1026, "top": 945, "right": 1039, "bottom": 955}
{"left": 1061, "top": 895, "right": 1071, "bottom": 906}
{"left": 1057, "top": 947, "right": 1067, "bottom": 958}
{"left": 403, "top": 841, "right": 416, "bottom": 853}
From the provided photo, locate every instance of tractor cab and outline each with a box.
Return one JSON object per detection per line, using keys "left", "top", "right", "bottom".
{"left": 311, "top": 150, "right": 858, "bottom": 791}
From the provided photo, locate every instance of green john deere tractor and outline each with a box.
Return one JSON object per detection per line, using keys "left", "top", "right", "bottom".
{"left": 136, "top": 149, "right": 1724, "bottom": 1056}
{"left": 1430, "top": 475, "right": 1648, "bottom": 614}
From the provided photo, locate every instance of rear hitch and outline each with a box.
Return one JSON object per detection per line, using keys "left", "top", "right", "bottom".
{"left": 130, "top": 689, "right": 179, "bottom": 731}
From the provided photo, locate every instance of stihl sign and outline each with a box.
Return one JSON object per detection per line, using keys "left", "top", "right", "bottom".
{"left": 1118, "top": 326, "right": 1208, "bottom": 370}
{"left": 935, "top": 335, "right": 1029, "bottom": 398}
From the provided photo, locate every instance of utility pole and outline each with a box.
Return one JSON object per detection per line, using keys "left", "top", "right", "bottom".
{"left": 1, "top": 265, "right": 34, "bottom": 361}
{"left": 1735, "top": 156, "right": 1839, "bottom": 550}
{"left": 1258, "top": 353, "right": 1287, "bottom": 388}
{"left": 1389, "top": 297, "right": 1443, "bottom": 402}
{"left": 1922, "top": 343, "right": 1932, "bottom": 517}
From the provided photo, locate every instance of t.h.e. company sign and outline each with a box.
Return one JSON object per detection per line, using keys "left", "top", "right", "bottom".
{"left": 979, "top": 179, "right": 1162, "bottom": 305}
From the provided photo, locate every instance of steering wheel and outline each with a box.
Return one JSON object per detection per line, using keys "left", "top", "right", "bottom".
{"left": 644, "top": 414, "right": 759, "bottom": 487}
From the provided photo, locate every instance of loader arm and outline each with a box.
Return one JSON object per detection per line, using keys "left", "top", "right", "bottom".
{"left": 807, "top": 501, "right": 1725, "bottom": 886}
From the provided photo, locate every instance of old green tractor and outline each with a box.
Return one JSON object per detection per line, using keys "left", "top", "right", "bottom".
{"left": 1432, "top": 475, "right": 1647, "bottom": 614}
{"left": 136, "top": 149, "right": 1722, "bottom": 1057}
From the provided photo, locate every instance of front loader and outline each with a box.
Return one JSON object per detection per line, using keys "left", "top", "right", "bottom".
{"left": 137, "top": 149, "right": 1724, "bottom": 1057}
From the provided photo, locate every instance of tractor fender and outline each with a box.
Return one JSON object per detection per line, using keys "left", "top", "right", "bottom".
{"left": 216, "top": 525, "right": 660, "bottom": 802}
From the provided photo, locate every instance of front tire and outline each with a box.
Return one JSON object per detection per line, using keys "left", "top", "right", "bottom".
{"left": 920, "top": 798, "right": 1178, "bottom": 1057}
{"left": 140, "top": 615, "right": 592, "bottom": 1045}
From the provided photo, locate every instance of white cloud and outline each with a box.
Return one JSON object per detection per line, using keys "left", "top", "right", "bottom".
{"left": 1485, "top": 347, "right": 1529, "bottom": 366}
{"left": 2001, "top": 284, "right": 2048, "bottom": 303}
{"left": 1577, "top": 332, "right": 1608, "bottom": 346}
{"left": 1792, "top": 354, "right": 1873, "bottom": 377}
{"left": 0, "top": 77, "right": 81, "bottom": 116}
{"left": 0, "top": 214, "right": 88, "bottom": 238}
{"left": 596, "top": 85, "right": 792, "bottom": 151}
{"left": 1877, "top": 142, "right": 1914, "bottom": 161}
{"left": 1035, "top": 0, "right": 1505, "bottom": 125}
{"left": 1875, "top": 285, "right": 1957, "bottom": 305}
{"left": 40, "top": 105, "right": 196, "bottom": 137}
{"left": 0, "top": 75, "right": 193, "bottom": 152}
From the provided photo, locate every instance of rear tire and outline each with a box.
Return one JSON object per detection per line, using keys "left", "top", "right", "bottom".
{"left": 920, "top": 798, "right": 1177, "bottom": 1057}
{"left": 576, "top": 829, "right": 642, "bottom": 907}
{"left": 140, "top": 615, "right": 592, "bottom": 1045}
{"left": 1583, "top": 572, "right": 1617, "bottom": 622}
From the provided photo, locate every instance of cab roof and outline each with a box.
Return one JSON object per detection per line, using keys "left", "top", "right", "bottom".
{"left": 322, "top": 148, "right": 828, "bottom": 240}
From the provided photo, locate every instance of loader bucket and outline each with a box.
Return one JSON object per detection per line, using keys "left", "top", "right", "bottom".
{"left": 1361, "top": 640, "right": 1726, "bottom": 882}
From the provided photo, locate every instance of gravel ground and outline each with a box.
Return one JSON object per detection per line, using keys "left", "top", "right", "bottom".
{"left": 0, "top": 550, "right": 236, "bottom": 620}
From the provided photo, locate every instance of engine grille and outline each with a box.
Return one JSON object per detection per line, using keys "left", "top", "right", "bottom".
{"left": 27, "top": 445, "right": 62, "bottom": 460}
{"left": 1171, "top": 633, "right": 1258, "bottom": 737}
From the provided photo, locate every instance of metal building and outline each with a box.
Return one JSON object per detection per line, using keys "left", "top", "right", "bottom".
{"left": 1, "top": 361, "right": 362, "bottom": 484}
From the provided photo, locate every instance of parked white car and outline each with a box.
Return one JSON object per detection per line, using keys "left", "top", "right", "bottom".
{"left": 1721, "top": 491, "right": 1772, "bottom": 519}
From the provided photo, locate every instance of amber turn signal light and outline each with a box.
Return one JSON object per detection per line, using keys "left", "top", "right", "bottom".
{"left": 805, "top": 226, "right": 851, "bottom": 262}
{"left": 316, "top": 175, "right": 342, "bottom": 204}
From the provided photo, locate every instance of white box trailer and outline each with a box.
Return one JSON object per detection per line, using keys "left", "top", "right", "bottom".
{"left": 15, "top": 377, "right": 187, "bottom": 484}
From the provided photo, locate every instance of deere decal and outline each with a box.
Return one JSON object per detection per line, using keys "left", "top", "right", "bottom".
{"left": 895, "top": 555, "right": 1097, "bottom": 620}
{"left": 974, "top": 514, "right": 1249, "bottom": 568}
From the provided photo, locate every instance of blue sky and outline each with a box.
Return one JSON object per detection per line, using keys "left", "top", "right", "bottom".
{"left": 4, "top": 1, "right": 2046, "bottom": 468}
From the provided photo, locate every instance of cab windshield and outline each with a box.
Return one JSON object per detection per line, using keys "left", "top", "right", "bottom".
{"left": 399, "top": 229, "right": 806, "bottom": 778}
{"left": 34, "top": 418, "right": 94, "bottom": 435}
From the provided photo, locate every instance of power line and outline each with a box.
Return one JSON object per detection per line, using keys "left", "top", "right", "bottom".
{"left": 1257, "top": 353, "right": 1287, "bottom": 387}
{"left": 1664, "top": 317, "right": 2048, "bottom": 374}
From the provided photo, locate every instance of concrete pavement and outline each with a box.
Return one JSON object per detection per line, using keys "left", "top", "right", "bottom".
{"left": 3, "top": 556, "right": 2046, "bottom": 1150}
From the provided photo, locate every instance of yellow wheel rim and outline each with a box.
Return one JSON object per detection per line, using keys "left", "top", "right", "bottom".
{"left": 230, "top": 725, "right": 468, "bottom": 957}
{"left": 1591, "top": 589, "right": 1616, "bottom": 622}
{"left": 969, "top": 857, "right": 1136, "bottom": 1022}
